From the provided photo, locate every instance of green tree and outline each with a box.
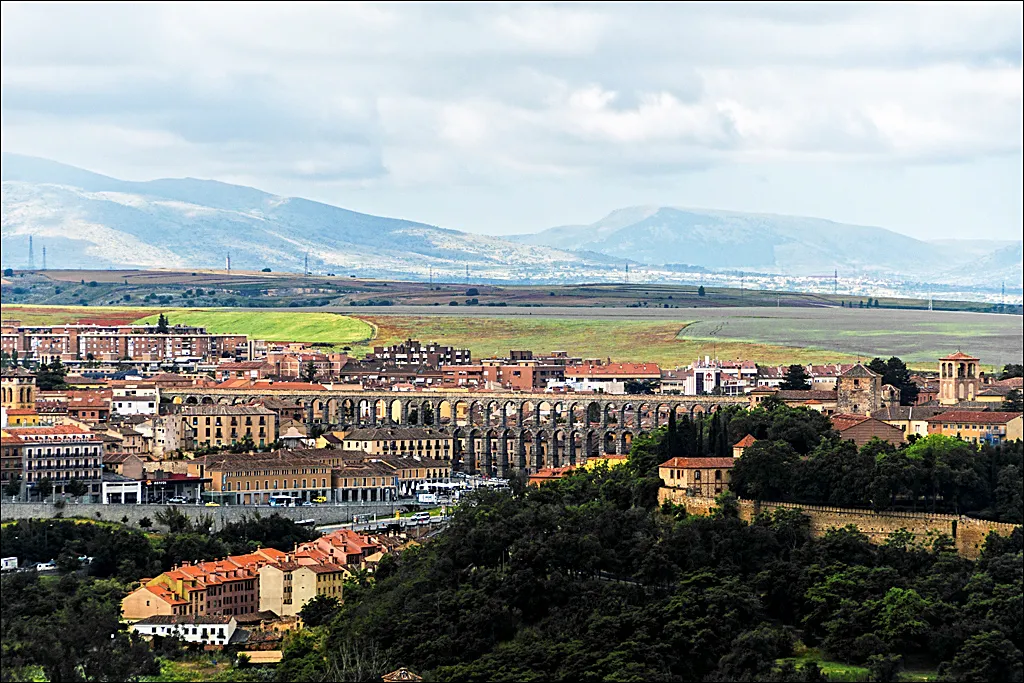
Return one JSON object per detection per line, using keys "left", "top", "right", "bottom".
{"left": 155, "top": 313, "right": 169, "bottom": 333}
{"left": 34, "top": 358, "right": 68, "bottom": 391}
{"left": 781, "top": 364, "right": 812, "bottom": 390}
{"left": 999, "top": 363, "right": 1024, "bottom": 380}
{"left": 868, "top": 357, "right": 919, "bottom": 405}
{"left": 299, "top": 594, "right": 342, "bottom": 627}
{"left": 698, "top": 285, "right": 706, "bottom": 297}
{"left": 939, "top": 631, "right": 1023, "bottom": 682}
{"left": 36, "top": 477, "right": 54, "bottom": 502}
{"left": 300, "top": 359, "right": 317, "bottom": 383}
{"left": 730, "top": 440, "right": 800, "bottom": 500}
{"left": 4, "top": 474, "right": 22, "bottom": 499}
{"left": 66, "top": 479, "right": 89, "bottom": 500}
{"left": 867, "top": 654, "right": 904, "bottom": 682}
{"left": 1001, "top": 388, "right": 1023, "bottom": 412}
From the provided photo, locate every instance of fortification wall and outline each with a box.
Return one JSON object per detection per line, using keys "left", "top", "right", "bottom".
{"left": 0, "top": 502, "right": 399, "bottom": 530}
{"left": 658, "top": 488, "right": 1018, "bottom": 559}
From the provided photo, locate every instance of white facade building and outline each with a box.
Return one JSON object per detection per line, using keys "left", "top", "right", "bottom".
{"left": 131, "top": 615, "right": 237, "bottom": 646}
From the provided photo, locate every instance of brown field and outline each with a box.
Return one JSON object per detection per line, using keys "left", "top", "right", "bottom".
{"left": 0, "top": 304, "right": 159, "bottom": 326}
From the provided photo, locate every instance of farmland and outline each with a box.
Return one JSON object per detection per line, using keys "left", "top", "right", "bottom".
{"left": 132, "top": 310, "right": 374, "bottom": 346}
{"left": 3, "top": 303, "right": 1020, "bottom": 368}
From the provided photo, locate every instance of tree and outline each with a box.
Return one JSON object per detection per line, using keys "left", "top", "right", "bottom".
{"left": 3, "top": 267, "right": 13, "bottom": 276}
{"left": 36, "top": 477, "right": 54, "bottom": 502}
{"left": 66, "top": 479, "right": 89, "bottom": 500}
{"left": 624, "top": 380, "right": 656, "bottom": 395}
{"left": 35, "top": 358, "right": 68, "bottom": 391}
{"left": 156, "top": 313, "right": 169, "bottom": 334}
{"left": 730, "top": 440, "right": 800, "bottom": 500}
{"left": 300, "top": 360, "right": 317, "bottom": 383}
{"left": 780, "top": 364, "right": 812, "bottom": 390}
{"left": 299, "top": 594, "right": 342, "bottom": 627}
{"left": 261, "top": 267, "right": 272, "bottom": 272}
{"left": 4, "top": 474, "right": 22, "bottom": 499}
{"left": 867, "top": 654, "right": 904, "bottom": 682}
{"left": 939, "top": 631, "right": 1023, "bottom": 682}
{"left": 999, "top": 363, "right": 1024, "bottom": 380}
{"left": 1002, "top": 389, "right": 1023, "bottom": 412}
{"left": 466, "top": 287, "right": 479, "bottom": 296}
{"left": 868, "top": 357, "right": 918, "bottom": 405}
{"left": 138, "top": 516, "right": 153, "bottom": 529}
{"left": 698, "top": 285, "right": 706, "bottom": 297}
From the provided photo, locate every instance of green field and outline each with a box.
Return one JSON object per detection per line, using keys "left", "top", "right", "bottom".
{"left": 133, "top": 309, "right": 374, "bottom": 346}
{"left": 352, "top": 315, "right": 856, "bottom": 366}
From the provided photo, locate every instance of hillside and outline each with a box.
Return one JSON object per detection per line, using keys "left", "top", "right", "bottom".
{"left": 1, "top": 153, "right": 609, "bottom": 279}
{"left": 513, "top": 206, "right": 1022, "bottom": 286}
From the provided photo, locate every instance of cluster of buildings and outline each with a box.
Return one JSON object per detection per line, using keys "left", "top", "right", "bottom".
{"left": 123, "top": 527, "right": 412, "bottom": 651}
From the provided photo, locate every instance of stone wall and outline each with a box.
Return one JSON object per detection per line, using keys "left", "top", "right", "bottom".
{"left": 658, "top": 488, "right": 1019, "bottom": 559}
{"left": 0, "top": 501, "right": 400, "bottom": 530}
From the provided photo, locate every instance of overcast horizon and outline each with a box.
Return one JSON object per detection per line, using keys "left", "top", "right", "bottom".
{"left": 2, "top": 2, "right": 1022, "bottom": 240}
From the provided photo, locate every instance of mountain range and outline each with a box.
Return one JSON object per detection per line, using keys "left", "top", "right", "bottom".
{"left": 2, "top": 153, "right": 1020, "bottom": 289}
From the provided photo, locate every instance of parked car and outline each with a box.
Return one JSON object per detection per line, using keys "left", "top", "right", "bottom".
{"left": 312, "top": 496, "right": 328, "bottom": 504}
{"left": 35, "top": 561, "right": 57, "bottom": 572}
{"left": 300, "top": 501, "right": 314, "bottom": 507}
{"left": 204, "top": 502, "right": 221, "bottom": 507}
{"left": 167, "top": 497, "right": 188, "bottom": 505}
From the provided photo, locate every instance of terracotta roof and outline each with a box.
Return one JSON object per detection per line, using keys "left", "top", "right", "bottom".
{"left": 660, "top": 457, "right": 736, "bottom": 469}
{"left": 566, "top": 363, "right": 661, "bottom": 377}
{"left": 842, "top": 364, "right": 879, "bottom": 378}
{"left": 774, "top": 390, "right": 838, "bottom": 401}
{"left": 135, "top": 614, "right": 233, "bottom": 625}
{"left": 926, "top": 411, "right": 1022, "bottom": 424}
{"left": 871, "top": 406, "right": 949, "bottom": 421}
{"left": 940, "top": 351, "right": 980, "bottom": 361}
{"left": 830, "top": 413, "right": 872, "bottom": 431}
{"left": 3, "top": 408, "right": 38, "bottom": 415}
{"left": 734, "top": 434, "right": 757, "bottom": 448}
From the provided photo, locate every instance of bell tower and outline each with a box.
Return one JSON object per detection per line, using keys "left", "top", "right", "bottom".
{"left": 1, "top": 367, "right": 37, "bottom": 410}
{"left": 938, "top": 351, "right": 979, "bottom": 405}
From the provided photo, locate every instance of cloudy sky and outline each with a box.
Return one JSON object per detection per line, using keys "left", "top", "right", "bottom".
{"left": 2, "top": 1, "right": 1021, "bottom": 240}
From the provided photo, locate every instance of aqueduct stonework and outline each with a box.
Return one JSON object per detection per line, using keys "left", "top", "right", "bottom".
{"left": 163, "top": 389, "right": 749, "bottom": 477}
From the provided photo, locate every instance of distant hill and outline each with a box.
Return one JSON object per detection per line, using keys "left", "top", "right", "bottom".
{"left": 512, "top": 206, "right": 1021, "bottom": 286}
{"left": 0, "top": 153, "right": 606, "bottom": 279}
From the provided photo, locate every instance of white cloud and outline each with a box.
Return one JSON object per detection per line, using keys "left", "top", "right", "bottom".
{"left": 0, "top": 1, "right": 1021, "bottom": 239}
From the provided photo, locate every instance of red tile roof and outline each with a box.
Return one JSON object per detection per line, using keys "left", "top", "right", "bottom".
{"left": 659, "top": 457, "right": 736, "bottom": 469}
{"left": 940, "top": 351, "right": 980, "bottom": 361}
{"left": 830, "top": 413, "right": 872, "bottom": 431}
{"left": 733, "top": 434, "right": 756, "bottom": 448}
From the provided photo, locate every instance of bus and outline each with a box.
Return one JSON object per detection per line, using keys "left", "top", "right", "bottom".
{"left": 269, "top": 494, "right": 303, "bottom": 507}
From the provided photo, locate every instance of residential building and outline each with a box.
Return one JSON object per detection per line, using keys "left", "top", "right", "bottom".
{"left": 938, "top": 351, "right": 981, "bottom": 405}
{"left": 202, "top": 451, "right": 332, "bottom": 505}
{"left": 658, "top": 457, "right": 735, "bottom": 497}
{"left": 101, "top": 472, "right": 142, "bottom": 504}
{"left": 830, "top": 414, "right": 906, "bottom": 448}
{"left": 179, "top": 405, "right": 276, "bottom": 449}
{"left": 130, "top": 615, "right": 238, "bottom": 648}
{"left": 925, "top": 411, "right": 1023, "bottom": 445}
{"left": 732, "top": 434, "right": 756, "bottom": 458}
{"left": 215, "top": 361, "right": 275, "bottom": 382}
{"left": 0, "top": 322, "right": 248, "bottom": 364}
{"left": 341, "top": 427, "right": 452, "bottom": 461}
{"left": 370, "top": 339, "right": 471, "bottom": 367}
{"left": 871, "top": 406, "right": 949, "bottom": 439}
{"left": 258, "top": 563, "right": 347, "bottom": 617}
{"left": 564, "top": 362, "right": 661, "bottom": 394}
{"left": 330, "top": 460, "right": 399, "bottom": 502}
{"left": 1, "top": 431, "right": 24, "bottom": 493}
{"left": 5, "top": 425, "right": 103, "bottom": 500}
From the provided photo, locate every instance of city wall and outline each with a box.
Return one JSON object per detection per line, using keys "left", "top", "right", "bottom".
{"left": 0, "top": 501, "right": 400, "bottom": 530}
{"left": 658, "top": 488, "right": 1019, "bottom": 559}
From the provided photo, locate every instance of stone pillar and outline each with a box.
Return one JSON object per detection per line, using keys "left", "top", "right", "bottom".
{"left": 451, "top": 436, "right": 462, "bottom": 473}
{"left": 501, "top": 406, "right": 508, "bottom": 427}
{"left": 517, "top": 434, "right": 527, "bottom": 472}
{"left": 534, "top": 434, "right": 544, "bottom": 471}
{"left": 600, "top": 403, "right": 609, "bottom": 430}
{"left": 499, "top": 435, "right": 509, "bottom": 478}
{"left": 550, "top": 430, "right": 560, "bottom": 468}
{"left": 401, "top": 401, "right": 409, "bottom": 425}
{"left": 617, "top": 431, "right": 627, "bottom": 455}
{"left": 466, "top": 433, "right": 477, "bottom": 475}
{"left": 370, "top": 402, "right": 378, "bottom": 426}
{"left": 568, "top": 435, "right": 576, "bottom": 466}
{"left": 483, "top": 434, "right": 493, "bottom": 477}
{"left": 533, "top": 405, "right": 541, "bottom": 429}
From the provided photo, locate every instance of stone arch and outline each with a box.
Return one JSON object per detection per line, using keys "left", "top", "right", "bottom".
{"left": 602, "top": 429, "right": 618, "bottom": 455}
{"left": 438, "top": 400, "right": 454, "bottom": 427}
{"left": 454, "top": 400, "right": 470, "bottom": 427}
{"left": 486, "top": 401, "right": 502, "bottom": 428}
{"left": 538, "top": 400, "right": 554, "bottom": 429}
{"left": 184, "top": 395, "right": 199, "bottom": 405}
{"left": 200, "top": 396, "right": 215, "bottom": 405}
{"left": 518, "top": 428, "right": 534, "bottom": 472}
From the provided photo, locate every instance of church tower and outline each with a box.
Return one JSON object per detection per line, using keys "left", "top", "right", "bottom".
{"left": 938, "top": 351, "right": 980, "bottom": 405}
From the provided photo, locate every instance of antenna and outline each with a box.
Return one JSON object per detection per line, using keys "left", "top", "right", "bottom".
{"left": 304, "top": 251, "right": 309, "bottom": 277}
{"left": 28, "top": 236, "right": 35, "bottom": 270}
{"left": 465, "top": 265, "right": 470, "bottom": 285}
{"left": 42, "top": 247, "right": 47, "bottom": 271}
{"left": 833, "top": 269, "right": 838, "bottom": 296}
{"left": 625, "top": 263, "right": 629, "bottom": 284}
{"left": 226, "top": 253, "right": 231, "bottom": 272}
{"left": 429, "top": 266, "right": 433, "bottom": 286}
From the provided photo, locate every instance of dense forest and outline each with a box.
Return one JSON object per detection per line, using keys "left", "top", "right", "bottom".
{"left": 277, "top": 409, "right": 1023, "bottom": 682}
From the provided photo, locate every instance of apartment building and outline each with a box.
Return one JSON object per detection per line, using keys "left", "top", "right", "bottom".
{"left": 0, "top": 322, "right": 248, "bottom": 363}
{"left": 4, "top": 425, "right": 104, "bottom": 500}
{"left": 1, "top": 431, "right": 24, "bottom": 491}
{"left": 925, "top": 411, "right": 1023, "bottom": 445}
{"left": 202, "top": 451, "right": 332, "bottom": 505}
{"left": 370, "top": 339, "right": 471, "bottom": 367}
{"left": 341, "top": 427, "right": 452, "bottom": 461}
{"left": 121, "top": 548, "right": 286, "bottom": 621}
{"left": 179, "top": 405, "right": 276, "bottom": 449}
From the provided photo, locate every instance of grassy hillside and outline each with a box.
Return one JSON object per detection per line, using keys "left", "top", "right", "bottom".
{"left": 132, "top": 310, "right": 373, "bottom": 345}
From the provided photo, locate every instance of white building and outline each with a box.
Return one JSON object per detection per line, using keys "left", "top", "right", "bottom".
{"left": 101, "top": 472, "right": 142, "bottom": 504}
{"left": 131, "top": 615, "right": 237, "bottom": 647}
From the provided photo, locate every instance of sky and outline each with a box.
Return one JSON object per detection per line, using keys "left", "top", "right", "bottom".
{"left": 1, "top": 1, "right": 1022, "bottom": 240}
